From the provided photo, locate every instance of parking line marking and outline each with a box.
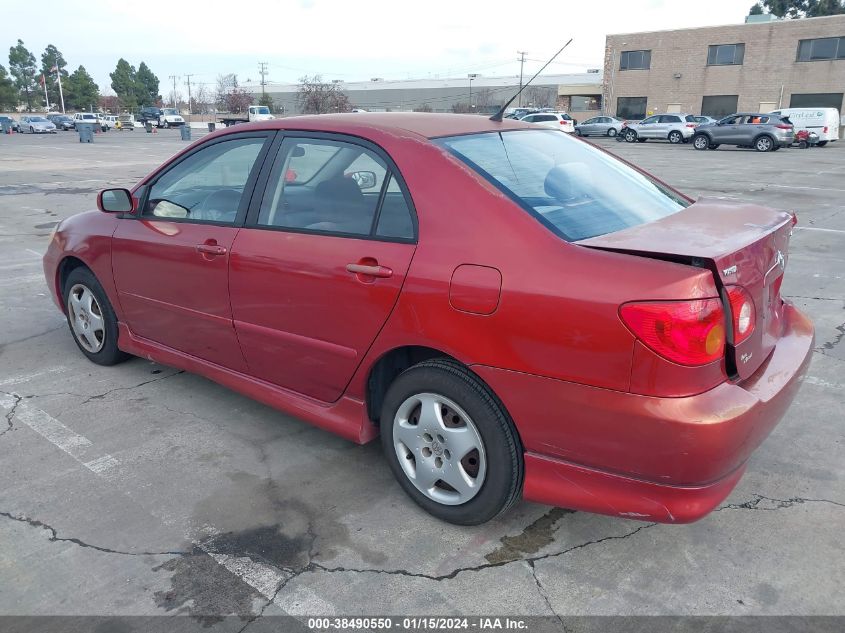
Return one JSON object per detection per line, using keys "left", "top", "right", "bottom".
{"left": 25, "top": 249, "right": 43, "bottom": 258}
{"left": 0, "top": 366, "right": 67, "bottom": 387}
{"left": 796, "top": 227, "right": 845, "bottom": 234}
{"left": 206, "top": 551, "right": 288, "bottom": 599}
{"left": 804, "top": 376, "right": 843, "bottom": 390}
{"left": 0, "top": 394, "right": 120, "bottom": 476}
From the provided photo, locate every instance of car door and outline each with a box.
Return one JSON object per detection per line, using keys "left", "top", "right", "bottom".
{"left": 111, "top": 132, "right": 273, "bottom": 371}
{"left": 229, "top": 134, "right": 417, "bottom": 402}
{"left": 715, "top": 115, "right": 743, "bottom": 143}
{"left": 582, "top": 117, "right": 599, "bottom": 135}
{"left": 638, "top": 115, "right": 659, "bottom": 138}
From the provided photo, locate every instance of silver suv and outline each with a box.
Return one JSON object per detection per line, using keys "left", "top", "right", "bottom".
{"left": 622, "top": 113, "right": 698, "bottom": 144}
{"left": 692, "top": 113, "right": 794, "bottom": 152}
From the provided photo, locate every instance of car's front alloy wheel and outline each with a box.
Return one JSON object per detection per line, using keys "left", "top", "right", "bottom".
{"left": 693, "top": 135, "right": 710, "bottom": 150}
{"left": 380, "top": 359, "right": 523, "bottom": 525}
{"left": 755, "top": 136, "right": 774, "bottom": 152}
{"left": 63, "top": 267, "right": 130, "bottom": 366}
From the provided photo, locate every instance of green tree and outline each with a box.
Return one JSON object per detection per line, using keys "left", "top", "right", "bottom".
{"left": 65, "top": 66, "right": 100, "bottom": 111}
{"left": 0, "top": 64, "right": 17, "bottom": 110}
{"left": 8, "top": 40, "right": 37, "bottom": 110}
{"left": 110, "top": 58, "right": 138, "bottom": 110}
{"left": 258, "top": 92, "right": 274, "bottom": 111}
{"left": 758, "top": 0, "right": 844, "bottom": 16}
{"left": 134, "top": 62, "right": 159, "bottom": 107}
{"left": 40, "top": 44, "right": 68, "bottom": 108}
{"left": 749, "top": 3, "right": 764, "bottom": 14}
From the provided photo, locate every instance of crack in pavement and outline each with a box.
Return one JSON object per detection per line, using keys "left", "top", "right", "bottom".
{"left": 528, "top": 560, "right": 565, "bottom": 626}
{"left": 0, "top": 392, "right": 22, "bottom": 439}
{"left": 716, "top": 494, "right": 845, "bottom": 511}
{"left": 784, "top": 295, "right": 844, "bottom": 302}
{"left": 822, "top": 321, "right": 845, "bottom": 351}
{"left": 80, "top": 370, "right": 186, "bottom": 405}
{"left": 0, "top": 511, "right": 188, "bottom": 557}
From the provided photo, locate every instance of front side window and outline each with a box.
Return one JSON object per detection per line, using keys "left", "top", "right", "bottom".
{"left": 619, "top": 50, "right": 651, "bottom": 70}
{"left": 707, "top": 43, "right": 745, "bottom": 65}
{"left": 437, "top": 130, "right": 688, "bottom": 242}
{"left": 257, "top": 137, "right": 414, "bottom": 239}
{"left": 641, "top": 116, "right": 659, "bottom": 124}
{"left": 145, "top": 137, "right": 266, "bottom": 223}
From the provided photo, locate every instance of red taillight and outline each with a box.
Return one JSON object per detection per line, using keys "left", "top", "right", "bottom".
{"left": 686, "top": 123, "right": 697, "bottom": 127}
{"left": 823, "top": 126, "right": 829, "bottom": 133}
{"left": 620, "top": 299, "right": 726, "bottom": 366}
{"left": 726, "top": 286, "right": 756, "bottom": 345}
{"left": 775, "top": 124, "right": 792, "bottom": 130}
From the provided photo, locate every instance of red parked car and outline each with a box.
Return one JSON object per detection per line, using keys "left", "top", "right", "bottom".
{"left": 43, "top": 114, "right": 813, "bottom": 525}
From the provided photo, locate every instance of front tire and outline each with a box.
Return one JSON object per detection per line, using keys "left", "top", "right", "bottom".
{"left": 63, "top": 267, "right": 130, "bottom": 366}
{"left": 380, "top": 359, "right": 523, "bottom": 525}
{"left": 624, "top": 129, "right": 637, "bottom": 143}
{"left": 693, "top": 134, "right": 710, "bottom": 150}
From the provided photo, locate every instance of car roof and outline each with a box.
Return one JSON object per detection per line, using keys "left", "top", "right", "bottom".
{"left": 231, "top": 112, "right": 532, "bottom": 140}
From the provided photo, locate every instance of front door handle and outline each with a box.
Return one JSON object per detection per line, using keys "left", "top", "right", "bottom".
{"left": 196, "top": 243, "right": 227, "bottom": 256}
{"left": 346, "top": 263, "right": 393, "bottom": 278}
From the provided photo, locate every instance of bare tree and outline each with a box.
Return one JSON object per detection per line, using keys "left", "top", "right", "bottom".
{"left": 192, "top": 84, "right": 211, "bottom": 114}
{"left": 296, "top": 75, "right": 351, "bottom": 114}
{"left": 226, "top": 87, "right": 253, "bottom": 114}
{"left": 215, "top": 73, "right": 237, "bottom": 110}
{"left": 523, "top": 86, "right": 556, "bottom": 109}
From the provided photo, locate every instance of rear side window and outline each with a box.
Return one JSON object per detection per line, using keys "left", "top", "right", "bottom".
{"left": 684, "top": 115, "right": 698, "bottom": 122}
{"left": 437, "top": 130, "right": 688, "bottom": 241}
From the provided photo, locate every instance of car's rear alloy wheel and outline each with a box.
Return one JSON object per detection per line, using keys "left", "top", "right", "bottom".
{"left": 64, "top": 267, "right": 130, "bottom": 366}
{"left": 380, "top": 359, "right": 523, "bottom": 525}
{"left": 755, "top": 136, "right": 774, "bottom": 152}
{"left": 607, "top": 128, "right": 617, "bottom": 137}
{"left": 693, "top": 135, "right": 710, "bottom": 150}
{"left": 668, "top": 131, "right": 682, "bottom": 144}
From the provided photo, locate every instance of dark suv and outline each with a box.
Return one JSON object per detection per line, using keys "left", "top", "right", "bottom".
{"left": 138, "top": 107, "right": 163, "bottom": 124}
{"left": 692, "top": 113, "right": 794, "bottom": 152}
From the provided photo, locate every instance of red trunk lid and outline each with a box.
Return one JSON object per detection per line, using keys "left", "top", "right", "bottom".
{"left": 578, "top": 197, "right": 794, "bottom": 379}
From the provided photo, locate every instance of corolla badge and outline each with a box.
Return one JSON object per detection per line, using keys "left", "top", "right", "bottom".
{"left": 722, "top": 264, "right": 738, "bottom": 277}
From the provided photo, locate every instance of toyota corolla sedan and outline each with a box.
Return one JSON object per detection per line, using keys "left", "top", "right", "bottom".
{"left": 43, "top": 113, "right": 813, "bottom": 525}
{"left": 21, "top": 116, "right": 57, "bottom": 134}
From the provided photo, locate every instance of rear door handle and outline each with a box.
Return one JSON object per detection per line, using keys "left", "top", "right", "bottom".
{"left": 196, "top": 244, "right": 227, "bottom": 256}
{"left": 346, "top": 263, "right": 393, "bottom": 278}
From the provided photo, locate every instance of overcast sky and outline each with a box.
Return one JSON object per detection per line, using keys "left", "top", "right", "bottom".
{"left": 6, "top": 0, "right": 754, "bottom": 96}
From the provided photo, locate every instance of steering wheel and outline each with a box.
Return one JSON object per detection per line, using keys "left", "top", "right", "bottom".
{"left": 198, "top": 188, "right": 241, "bottom": 222}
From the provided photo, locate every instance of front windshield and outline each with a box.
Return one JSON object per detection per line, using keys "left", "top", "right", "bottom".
{"left": 30, "top": 117, "right": 48, "bottom": 122}
{"left": 162, "top": 108, "right": 178, "bottom": 115}
{"left": 437, "top": 130, "right": 688, "bottom": 241}
{"left": 255, "top": 107, "right": 270, "bottom": 114}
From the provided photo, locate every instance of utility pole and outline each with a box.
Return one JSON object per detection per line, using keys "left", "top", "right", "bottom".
{"left": 184, "top": 74, "right": 194, "bottom": 113}
{"left": 517, "top": 51, "right": 527, "bottom": 107}
{"left": 168, "top": 75, "right": 179, "bottom": 106}
{"left": 258, "top": 62, "right": 269, "bottom": 96}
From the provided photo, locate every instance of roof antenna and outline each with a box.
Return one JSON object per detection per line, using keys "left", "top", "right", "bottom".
{"left": 490, "top": 39, "right": 573, "bottom": 122}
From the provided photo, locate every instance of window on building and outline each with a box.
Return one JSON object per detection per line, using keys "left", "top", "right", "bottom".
{"left": 796, "top": 37, "right": 845, "bottom": 61}
{"left": 617, "top": 97, "right": 648, "bottom": 120}
{"left": 619, "top": 50, "right": 651, "bottom": 70}
{"left": 789, "top": 93, "right": 844, "bottom": 110}
{"left": 569, "top": 95, "right": 602, "bottom": 112}
{"left": 701, "top": 95, "right": 739, "bottom": 118}
{"left": 707, "top": 43, "right": 745, "bottom": 65}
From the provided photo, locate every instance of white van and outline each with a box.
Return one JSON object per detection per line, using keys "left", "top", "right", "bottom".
{"left": 769, "top": 107, "right": 840, "bottom": 146}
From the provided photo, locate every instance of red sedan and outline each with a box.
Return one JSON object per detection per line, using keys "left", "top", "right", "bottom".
{"left": 43, "top": 113, "right": 813, "bottom": 525}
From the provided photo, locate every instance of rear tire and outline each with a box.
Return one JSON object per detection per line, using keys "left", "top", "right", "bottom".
{"left": 63, "top": 267, "right": 130, "bottom": 366}
{"left": 693, "top": 134, "right": 710, "bottom": 150}
{"left": 380, "top": 359, "right": 523, "bottom": 525}
{"left": 607, "top": 128, "right": 617, "bottom": 137}
{"left": 754, "top": 135, "right": 774, "bottom": 152}
{"left": 668, "top": 130, "right": 683, "bottom": 144}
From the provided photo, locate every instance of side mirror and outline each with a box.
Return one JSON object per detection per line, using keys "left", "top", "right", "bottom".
{"left": 97, "top": 188, "right": 133, "bottom": 213}
{"left": 349, "top": 170, "right": 377, "bottom": 189}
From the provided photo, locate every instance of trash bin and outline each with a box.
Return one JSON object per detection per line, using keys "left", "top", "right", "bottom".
{"left": 0, "top": 120, "right": 10, "bottom": 135}
{"left": 78, "top": 123, "right": 94, "bottom": 143}
{"left": 180, "top": 125, "right": 191, "bottom": 141}
{"left": 207, "top": 122, "right": 216, "bottom": 133}
{"left": 145, "top": 121, "right": 153, "bottom": 133}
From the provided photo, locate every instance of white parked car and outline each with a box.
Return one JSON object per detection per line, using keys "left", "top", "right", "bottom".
{"left": 768, "top": 107, "right": 840, "bottom": 146}
{"left": 519, "top": 111, "right": 575, "bottom": 133}
{"left": 100, "top": 115, "right": 119, "bottom": 129}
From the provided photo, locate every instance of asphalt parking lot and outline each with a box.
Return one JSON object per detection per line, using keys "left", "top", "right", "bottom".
{"left": 0, "top": 128, "right": 843, "bottom": 626}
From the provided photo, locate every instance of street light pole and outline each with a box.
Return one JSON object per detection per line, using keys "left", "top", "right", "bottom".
{"left": 468, "top": 73, "right": 479, "bottom": 112}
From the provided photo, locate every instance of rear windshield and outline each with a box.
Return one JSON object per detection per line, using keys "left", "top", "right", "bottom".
{"left": 437, "top": 130, "right": 688, "bottom": 241}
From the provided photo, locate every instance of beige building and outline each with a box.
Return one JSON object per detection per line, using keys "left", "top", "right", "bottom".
{"left": 603, "top": 14, "right": 845, "bottom": 122}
